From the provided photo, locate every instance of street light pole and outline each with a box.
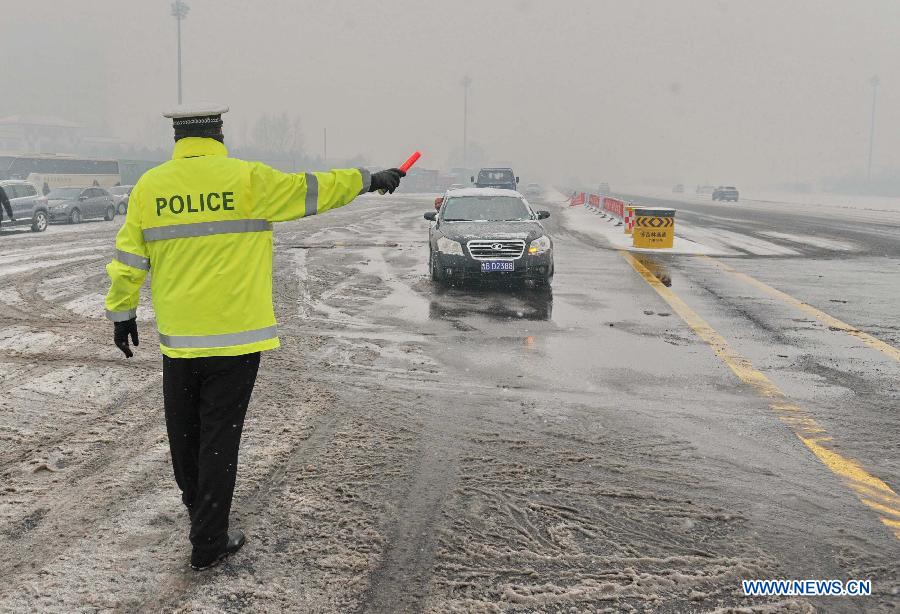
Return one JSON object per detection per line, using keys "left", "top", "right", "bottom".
{"left": 461, "top": 75, "right": 472, "bottom": 169}
{"left": 867, "top": 75, "right": 879, "bottom": 183}
{"left": 171, "top": 1, "right": 190, "bottom": 104}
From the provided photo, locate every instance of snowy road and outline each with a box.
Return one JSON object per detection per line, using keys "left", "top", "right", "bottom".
{"left": 0, "top": 193, "right": 897, "bottom": 612}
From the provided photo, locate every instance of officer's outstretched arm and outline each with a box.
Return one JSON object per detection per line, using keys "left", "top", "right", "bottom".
{"left": 105, "top": 187, "right": 149, "bottom": 322}
{"left": 249, "top": 162, "right": 371, "bottom": 222}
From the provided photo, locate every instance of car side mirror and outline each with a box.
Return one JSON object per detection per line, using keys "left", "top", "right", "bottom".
{"left": 537, "top": 210, "right": 550, "bottom": 219}
{"left": 424, "top": 211, "right": 437, "bottom": 221}
{"left": 79, "top": 195, "right": 87, "bottom": 201}
{"left": 516, "top": 177, "right": 520, "bottom": 183}
{"left": 470, "top": 176, "right": 475, "bottom": 183}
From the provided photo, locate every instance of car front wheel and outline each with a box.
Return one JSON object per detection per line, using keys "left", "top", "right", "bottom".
{"left": 429, "top": 250, "right": 445, "bottom": 284}
{"left": 69, "top": 208, "right": 82, "bottom": 224}
{"left": 104, "top": 205, "right": 116, "bottom": 221}
{"left": 31, "top": 211, "right": 48, "bottom": 232}
{"left": 117, "top": 202, "right": 127, "bottom": 215}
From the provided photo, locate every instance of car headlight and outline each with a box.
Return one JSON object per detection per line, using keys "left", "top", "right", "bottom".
{"left": 528, "top": 235, "right": 552, "bottom": 254}
{"left": 436, "top": 236, "right": 463, "bottom": 256}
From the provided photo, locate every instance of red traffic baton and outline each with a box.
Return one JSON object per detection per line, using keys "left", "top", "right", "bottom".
{"left": 378, "top": 151, "right": 421, "bottom": 194}
{"left": 399, "top": 151, "right": 421, "bottom": 173}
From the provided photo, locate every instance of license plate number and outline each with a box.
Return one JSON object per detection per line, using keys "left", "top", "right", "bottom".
{"left": 481, "top": 261, "right": 515, "bottom": 272}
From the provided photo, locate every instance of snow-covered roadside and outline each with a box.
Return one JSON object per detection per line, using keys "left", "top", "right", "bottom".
{"left": 546, "top": 188, "right": 869, "bottom": 256}
{"left": 617, "top": 185, "right": 900, "bottom": 226}
{"left": 547, "top": 189, "right": 735, "bottom": 255}
{"left": 562, "top": 204, "right": 723, "bottom": 255}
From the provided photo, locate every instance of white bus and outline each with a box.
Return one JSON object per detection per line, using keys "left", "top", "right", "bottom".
{"left": 0, "top": 154, "right": 121, "bottom": 191}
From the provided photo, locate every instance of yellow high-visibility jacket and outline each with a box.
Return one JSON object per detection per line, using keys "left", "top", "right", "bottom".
{"left": 105, "top": 137, "right": 371, "bottom": 358}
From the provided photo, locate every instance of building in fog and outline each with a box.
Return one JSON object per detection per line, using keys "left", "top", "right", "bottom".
{"left": 0, "top": 114, "right": 90, "bottom": 154}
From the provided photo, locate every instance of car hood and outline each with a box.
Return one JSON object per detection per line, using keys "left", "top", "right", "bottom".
{"left": 47, "top": 198, "right": 75, "bottom": 206}
{"left": 439, "top": 220, "right": 546, "bottom": 242}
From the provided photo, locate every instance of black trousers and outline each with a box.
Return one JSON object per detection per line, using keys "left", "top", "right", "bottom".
{"left": 163, "top": 352, "right": 260, "bottom": 557}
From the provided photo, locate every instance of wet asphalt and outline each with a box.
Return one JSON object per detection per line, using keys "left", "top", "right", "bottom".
{"left": 276, "top": 192, "right": 899, "bottom": 611}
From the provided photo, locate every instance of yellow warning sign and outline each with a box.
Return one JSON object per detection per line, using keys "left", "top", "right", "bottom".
{"left": 632, "top": 208, "right": 675, "bottom": 249}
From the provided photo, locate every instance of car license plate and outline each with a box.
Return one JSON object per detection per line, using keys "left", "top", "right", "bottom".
{"left": 481, "top": 261, "right": 515, "bottom": 272}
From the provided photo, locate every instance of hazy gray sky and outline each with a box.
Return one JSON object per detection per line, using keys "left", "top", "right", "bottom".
{"left": 4, "top": 1, "right": 900, "bottom": 187}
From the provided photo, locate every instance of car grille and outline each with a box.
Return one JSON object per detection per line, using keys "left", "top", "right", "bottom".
{"left": 466, "top": 239, "right": 526, "bottom": 260}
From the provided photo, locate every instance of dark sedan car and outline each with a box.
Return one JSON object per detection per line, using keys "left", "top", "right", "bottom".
{"left": 424, "top": 188, "right": 553, "bottom": 288}
{"left": 46, "top": 186, "right": 118, "bottom": 224}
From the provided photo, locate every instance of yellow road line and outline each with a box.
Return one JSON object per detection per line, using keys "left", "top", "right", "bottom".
{"left": 703, "top": 256, "right": 900, "bottom": 362}
{"left": 621, "top": 251, "right": 900, "bottom": 541}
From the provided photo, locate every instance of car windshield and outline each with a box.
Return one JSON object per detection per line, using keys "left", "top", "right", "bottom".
{"left": 47, "top": 188, "right": 83, "bottom": 199}
{"left": 441, "top": 196, "right": 532, "bottom": 221}
{"left": 478, "top": 170, "right": 514, "bottom": 182}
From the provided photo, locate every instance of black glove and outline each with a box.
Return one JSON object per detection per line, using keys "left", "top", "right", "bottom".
{"left": 114, "top": 318, "right": 139, "bottom": 358}
{"left": 369, "top": 168, "right": 406, "bottom": 194}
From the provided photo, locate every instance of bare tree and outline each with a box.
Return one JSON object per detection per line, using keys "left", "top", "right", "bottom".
{"left": 249, "top": 112, "right": 304, "bottom": 157}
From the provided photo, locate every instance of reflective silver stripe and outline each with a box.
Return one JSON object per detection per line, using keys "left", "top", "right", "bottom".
{"left": 143, "top": 219, "right": 272, "bottom": 242}
{"left": 106, "top": 308, "right": 136, "bottom": 322}
{"left": 305, "top": 173, "right": 318, "bottom": 216}
{"left": 114, "top": 249, "right": 150, "bottom": 271}
{"left": 158, "top": 325, "right": 278, "bottom": 349}
{"left": 357, "top": 167, "right": 371, "bottom": 195}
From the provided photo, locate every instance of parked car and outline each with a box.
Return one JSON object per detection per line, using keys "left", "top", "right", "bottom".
{"left": 109, "top": 185, "right": 134, "bottom": 215}
{"left": 0, "top": 180, "right": 50, "bottom": 232}
{"left": 598, "top": 182, "right": 610, "bottom": 196}
{"left": 46, "top": 187, "right": 118, "bottom": 224}
{"left": 471, "top": 168, "right": 518, "bottom": 191}
{"left": 712, "top": 186, "right": 739, "bottom": 202}
{"left": 424, "top": 188, "right": 553, "bottom": 288}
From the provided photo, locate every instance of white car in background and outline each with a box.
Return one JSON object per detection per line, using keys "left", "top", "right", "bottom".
{"left": 109, "top": 185, "right": 134, "bottom": 215}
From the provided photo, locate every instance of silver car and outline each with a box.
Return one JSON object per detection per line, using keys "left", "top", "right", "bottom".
{"left": 47, "top": 187, "right": 118, "bottom": 224}
{"left": 109, "top": 185, "right": 134, "bottom": 215}
{"left": 0, "top": 180, "right": 50, "bottom": 232}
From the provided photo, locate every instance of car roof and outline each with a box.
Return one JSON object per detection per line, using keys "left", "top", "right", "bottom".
{"left": 444, "top": 187, "right": 523, "bottom": 198}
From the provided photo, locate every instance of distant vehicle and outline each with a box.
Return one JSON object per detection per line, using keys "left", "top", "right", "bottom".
{"left": 109, "top": 185, "right": 134, "bottom": 215}
{"left": 46, "top": 186, "right": 118, "bottom": 224}
{"left": 598, "top": 182, "right": 610, "bottom": 195}
{"left": 424, "top": 188, "right": 553, "bottom": 288}
{"left": 673, "top": 184, "right": 684, "bottom": 193}
{"left": 696, "top": 184, "right": 716, "bottom": 195}
{"left": 524, "top": 183, "right": 542, "bottom": 201}
{"left": 0, "top": 180, "right": 50, "bottom": 232}
{"left": 471, "top": 168, "right": 518, "bottom": 191}
{"left": 712, "top": 186, "right": 739, "bottom": 202}
{"left": 0, "top": 155, "right": 121, "bottom": 190}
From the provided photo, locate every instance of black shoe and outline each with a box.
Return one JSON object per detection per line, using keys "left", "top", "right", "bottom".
{"left": 190, "top": 529, "right": 246, "bottom": 571}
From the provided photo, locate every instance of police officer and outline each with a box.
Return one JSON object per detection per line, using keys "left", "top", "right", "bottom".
{"left": 0, "top": 184, "right": 13, "bottom": 229}
{"left": 105, "top": 104, "right": 404, "bottom": 570}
